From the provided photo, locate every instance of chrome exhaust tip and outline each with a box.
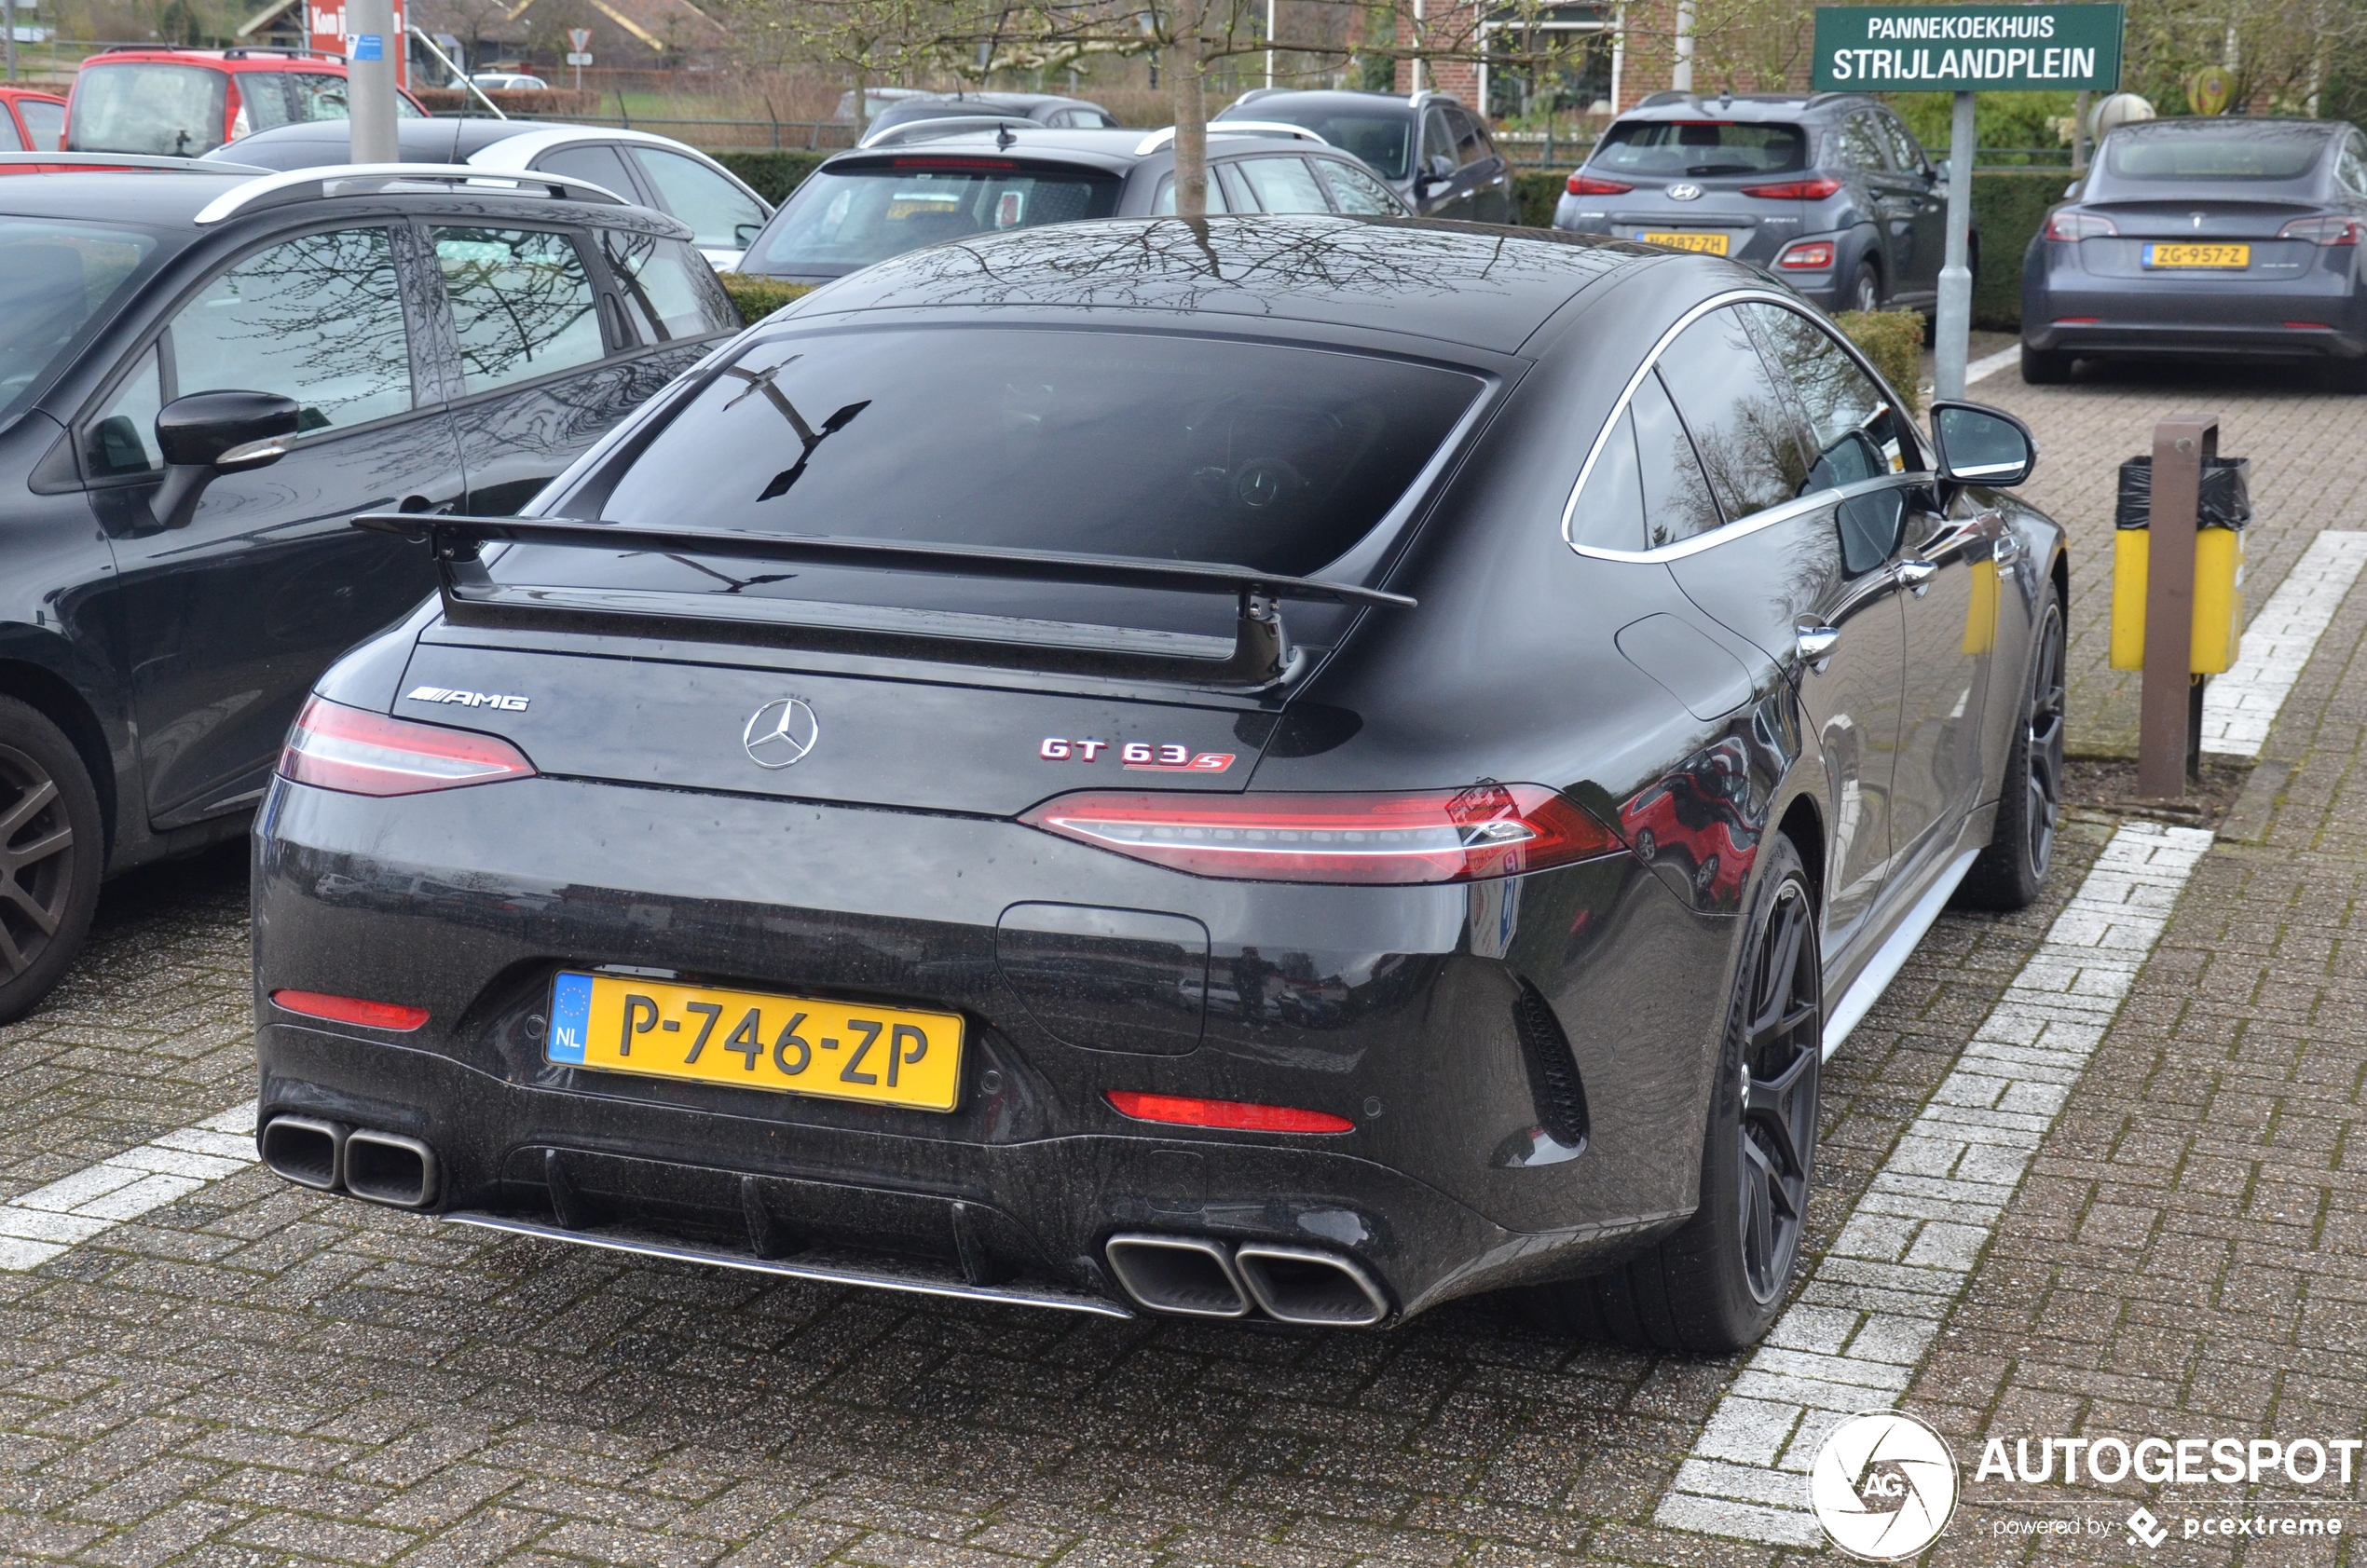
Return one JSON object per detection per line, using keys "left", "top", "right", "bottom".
{"left": 1104, "top": 1233, "right": 1251, "bottom": 1317}
{"left": 341, "top": 1129, "right": 439, "bottom": 1209}
{"left": 258, "top": 1115, "right": 345, "bottom": 1191}
{"left": 1233, "top": 1244, "right": 1389, "bottom": 1327}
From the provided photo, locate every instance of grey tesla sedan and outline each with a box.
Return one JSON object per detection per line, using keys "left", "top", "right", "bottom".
{"left": 2021, "top": 117, "right": 2367, "bottom": 383}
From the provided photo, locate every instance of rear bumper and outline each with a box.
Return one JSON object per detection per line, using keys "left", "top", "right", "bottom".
{"left": 252, "top": 773, "right": 1733, "bottom": 1321}
{"left": 2023, "top": 240, "right": 2367, "bottom": 357}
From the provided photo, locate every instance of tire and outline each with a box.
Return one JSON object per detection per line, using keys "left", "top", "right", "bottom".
{"left": 1849, "top": 261, "right": 1881, "bottom": 315}
{"left": 2020, "top": 343, "right": 2073, "bottom": 384}
{"left": 0, "top": 696, "right": 104, "bottom": 1026}
{"left": 1957, "top": 591, "right": 2065, "bottom": 911}
{"left": 1523, "top": 835, "right": 1821, "bottom": 1352}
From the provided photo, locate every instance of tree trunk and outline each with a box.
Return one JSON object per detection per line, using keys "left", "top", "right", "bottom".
{"left": 1171, "top": 0, "right": 1210, "bottom": 216}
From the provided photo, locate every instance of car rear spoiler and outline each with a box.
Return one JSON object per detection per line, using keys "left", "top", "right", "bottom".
{"left": 353, "top": 512, "right": 1415, "bottom": 689}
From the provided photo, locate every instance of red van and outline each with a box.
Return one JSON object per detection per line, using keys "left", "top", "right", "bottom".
{"left": 65, "top": 48, "right": 428, "bottom": 159}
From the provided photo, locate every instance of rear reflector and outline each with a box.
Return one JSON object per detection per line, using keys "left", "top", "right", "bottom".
{"left": 1567, "top": 173, "right": 1633, "bottom": 196}
{"left": 2284, "top": 320, "right": 2333, "bottom": 330}
{"left": 280, "top": 695, "right": 537, "bottom": 798}
{"left": 1107, "top": 1091, "right": 1353, "bottom": 1134}
{"left": 270, "top": 989, "right": 431, "bottom": 1030}
{"left": 1777, "top": 240, "right": 1835, "bottom": 269}
{"left": 2054, "top": 316, "right": 2101, "bottom": 324}
{"left": 1021, "top": 783, "right": 1621, "bottom": 884}
{"left": 1741, "top": 176, "right": 1843, "bottom": 200}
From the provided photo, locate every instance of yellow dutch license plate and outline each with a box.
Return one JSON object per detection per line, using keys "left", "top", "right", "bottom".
{"left": 546, "top": 972, "right": 965, "bottom": 1112}
{"left": 1638, "top": 230, "right": 1731, "bottom": 255}
{"left": 2145, "top": 243, "right": 2250, "bottom": 268}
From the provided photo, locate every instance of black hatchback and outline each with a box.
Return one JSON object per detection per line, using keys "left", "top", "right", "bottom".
{"left": 0, "top": 161, "right": 740, "bottom": 1020}
{"left": 1217, "top": 88, "right": 1518, "bottom": 222}
{"left": 250, "top": 216, "right": 2066, "bottom": 1351}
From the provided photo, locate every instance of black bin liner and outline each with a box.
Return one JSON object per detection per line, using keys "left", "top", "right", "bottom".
{"left": 2115, "top": 455, "right": 2251, "bottom": 530}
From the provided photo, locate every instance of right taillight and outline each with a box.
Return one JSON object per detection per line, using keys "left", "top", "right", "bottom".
{"left": 279, "top": 695, "right": 537, "bottom": 798}
{"left": 1019, "top": 783, "right": 1622, "bottom": 885}
{"left": 2278, "top": 214, "right": 2363, "bottom": 246}
{"left": 2043, "top": 210, "right": 2116, "bottom": 241}
{"left": 1567, "top": 173, "right": 1634, "bottom": 196}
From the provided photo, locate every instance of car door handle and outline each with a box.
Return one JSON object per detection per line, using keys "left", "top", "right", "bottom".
{"left": 1895, "top": 558, "right": 1937, "bottom": 595}
{"left": 1992, "top": 532, "right": 2021, "bottom": 563}
{"left": 1796, "top": 624, "right": 1841, "bottom": 665}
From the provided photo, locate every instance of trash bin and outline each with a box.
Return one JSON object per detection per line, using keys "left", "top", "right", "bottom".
{"left": 2108, "top": 454, "right": 2249, "bottom": 673}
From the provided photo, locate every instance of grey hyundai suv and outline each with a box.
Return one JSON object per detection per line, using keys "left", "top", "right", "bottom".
{"left": 1554, "top": 91, "right": 1970, "bottom": 316}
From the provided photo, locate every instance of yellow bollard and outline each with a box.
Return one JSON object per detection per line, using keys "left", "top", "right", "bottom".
{"left": 2109, "top": 452, "right": 2249, "bottom": 674}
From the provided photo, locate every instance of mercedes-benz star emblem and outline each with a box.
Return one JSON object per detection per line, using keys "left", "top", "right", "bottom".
{"left": 743, "top": 697, "right": 819, "bottom": 769}
{"left": 1667, "top": 183, "right": 1703, "bottom": 201}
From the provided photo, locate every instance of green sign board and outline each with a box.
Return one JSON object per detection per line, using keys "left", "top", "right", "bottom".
{"left": 1812, "top": 5, "right": 2124, "bottom": 92}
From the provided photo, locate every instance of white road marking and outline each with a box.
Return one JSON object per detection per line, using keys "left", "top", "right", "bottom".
{"left": 2200, "top": 530, "right": 2367, "bottom": 757}
{"left": 1963, "top": 346, "right": 2023, "bottom": 386}
{"left": 1655, "top": 822, "right": 2212, "bottom": 1546}
{"left": 0, "top": 1102, "right": 258, "bottom": 1272}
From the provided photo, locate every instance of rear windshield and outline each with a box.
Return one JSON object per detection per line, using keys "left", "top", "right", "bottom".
{"left": 0, "top": 218, "right": 159, "bottom": 424}
{"left": 751, "top": 162, "right": 1121, "bottom": 276}
{"left": 2105, "top": 127, "right": 2328, "bottom": 182}
{"left": 1590, "top": 119, "right": 1807, "bottom": 178}
{"left": 69, "top": 62, "right": 227, "bottom": 155}
{"left": 1225, "top": 108, "right": 1411, "bottom": 181}
{"left": 576, "top": 329, "right": 1485, "bottom": 578}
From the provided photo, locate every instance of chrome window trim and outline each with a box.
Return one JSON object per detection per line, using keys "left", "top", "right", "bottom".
{"left": 1563, "top": 287, "right": 1931, "bottom": 561}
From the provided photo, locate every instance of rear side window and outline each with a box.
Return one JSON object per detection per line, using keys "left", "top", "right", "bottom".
{"left": 1569, "top": 405, "right": 1646, "bottom": 552}
{"left": 585, "top": 330, "right": 1485, "bottom": 578}
{"left": 2106, "top": 128, "right": 2328, "bottom": 182}
{"left": 1591, "top": 119, "right": 1807, "bottom": 178}
{"left": 537, "top": 143, "right": 641, "bottom": 202}
{"left": 172, "top": 226, "right": 414, "bottom": 431}
{"left": 1651, "top": 305, "right": 1810, "bottom": 525}
{"left": 604, "top": 230, "right": 737, "bottom": 342}
{"left": 68, "top": 63, "right": 226, "bottom": 155}
{"left": 239, "top": 72, "right": 351, "bottom": 131}
{"left": 432, "top": 227, "right": 605, "bottom": 394}
{"left": 631, "top": 147, "right": 767, "bottom": 253}
{"left": 1152, "top": 171, "right": 1234, "bottom": 213}
{"left": 1832, "top": 115, "right": 1890, "bottom": 172}
{"left": 1875, "top": 114, "right": 1926, "bottom": 175}
{"left": 753, "top": 164, "right": 1121, "bottom": 275}
{"left": 1632, "top": 370, "right": 1720, "bottom": 548}
{"left": 20, "top": 99, "right": 63, "bottom": 150}
{"left": 1745, "top": 302, "right": 1918, "bottom": 483}
{"left": 1235, "top": 156, "right": 1333, "bottom": 213}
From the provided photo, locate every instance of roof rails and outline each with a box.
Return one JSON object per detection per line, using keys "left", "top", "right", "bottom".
{"left": 193, "top": 162, "right": 630, "bottom": 225}
{"left": 1136, "top": 121, "right": 1330, "bottom": 155}
{"left": 858, "top": 115, "right": 1040, "bottom": 148}
{"left": 0, "top": 152, "right": 273, "bottom": 173}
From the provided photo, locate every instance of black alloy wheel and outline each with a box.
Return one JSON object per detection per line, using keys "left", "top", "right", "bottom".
{"left": 1851, "top": 261, "right": 1881, "bottom": 314}
{"left": 1959, "top": 593, "right": 2065, "bottom": 910}
{"left": 0, "top": 697, "right": 104, "bottom": 1026}
{"left": 1520, "top": 835, "right": 1822, "bottom": 1351}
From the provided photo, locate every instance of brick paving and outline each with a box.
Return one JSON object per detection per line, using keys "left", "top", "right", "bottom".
{"left": 0, "top": 368, "right": 2361, "bottom": 1564}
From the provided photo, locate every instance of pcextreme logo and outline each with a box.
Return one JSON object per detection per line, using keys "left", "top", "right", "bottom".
{"left": 1810, "top": 1411, "right": 1961, "bottom": 1560}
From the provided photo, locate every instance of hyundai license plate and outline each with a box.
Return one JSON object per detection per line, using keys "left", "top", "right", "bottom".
{"left": 2144, "top": 243, "right": 2250, "bottom": 268}
{"left": 547, "top": 972, "right": 965, "bottom": 1111}
{"left": 1637, "top": 230, "right": 1731, "bottom": 255}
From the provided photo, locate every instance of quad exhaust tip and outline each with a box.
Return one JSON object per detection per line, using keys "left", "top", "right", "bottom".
{"left": 259, "top": 1115, "right": 345, "bottom": 1191}
{"left": 1105, "top": 1234, "right": 1389, "bottom": 1326}
{"left": 343, "top": 1129, "right": 440, "bottom": 1209}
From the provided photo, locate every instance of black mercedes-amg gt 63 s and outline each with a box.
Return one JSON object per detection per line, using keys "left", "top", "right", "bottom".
{"left": 251, "top": 216, "right": 2066, "bottom": 1351}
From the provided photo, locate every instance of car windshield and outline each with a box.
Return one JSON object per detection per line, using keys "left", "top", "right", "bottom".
{"left": 571, "top": 329, "right": 1485, "bottom": 578}
{"left": 1225, "top": 107, "right": 1410, "bottom": 180}
{"left": 1590, "top": 119, "right": 1807, "bottom": 177}
{"left": 68, "top": 62, "right": 228, "bottom": 155}
{"left": 0, "top": 218, "right": 160, "bottom": 424}
{"left": 2105, "top": 127, "right": 2328, "bottom": 182}
{"left": 749, "top": 163, "right": 1122, "bottom": 275}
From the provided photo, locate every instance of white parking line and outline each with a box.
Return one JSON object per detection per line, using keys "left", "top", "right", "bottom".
{"left": 2200, "top": 530, "right": 2367, "bottom": 757}
{"left": 1655, "top": 821, "right": 2212, "bottom": 1546}
{"left": 0, "top": 1102, "right": 258, "bottom": 1271}
{"left": 1963, "top": 345, "right": 2023, "bottom": 386}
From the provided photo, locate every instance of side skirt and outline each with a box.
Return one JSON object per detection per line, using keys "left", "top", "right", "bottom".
{"left": 1820, "top": 847, "right": 1979, "bottom": 1059}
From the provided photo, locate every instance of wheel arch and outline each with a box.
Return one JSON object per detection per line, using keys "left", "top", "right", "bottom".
{"left": 1773, "top": 790, "right": 1826, "bottom": 917}
{"left": 0, "top": 654, "right": 117, "bottom": 864}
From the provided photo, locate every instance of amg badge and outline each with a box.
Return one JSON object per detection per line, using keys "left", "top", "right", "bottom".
{"left": 1040, "top": 738, "right": 1236, "bottom": 773}
{"left": 405, "top": 686, "right": 529, "bottom": 711}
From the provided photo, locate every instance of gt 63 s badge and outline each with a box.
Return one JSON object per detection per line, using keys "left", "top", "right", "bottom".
{"left": 1039, "top": 738, "right": 1235, "bottom": 773}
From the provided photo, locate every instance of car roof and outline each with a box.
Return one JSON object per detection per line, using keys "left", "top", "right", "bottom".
{"left": 213, "top": 117, "right": 530, "bottom": 168}
{"left": 1615, "top": 92, "right": 1864, "bottom": 122}
{"left": 1222, "top": 89, "right": 1421, "bottom": 117}
{"left": 0, "top": 168, "right": 256, "bottom": 224}
{"left": 0, "top": 87, "right": 67, "bottom": 102}
{"left": 824, "top": 124, "right": 1365, "bottom": 173}
{"left": 787, "top": 216, "right": 1651, "bottom": 356}
{"left": 2107, "top": 116, "right": 2341, "bottom": 136}
{"left": 78, "top": 48, "right": 349, "bottom": 72}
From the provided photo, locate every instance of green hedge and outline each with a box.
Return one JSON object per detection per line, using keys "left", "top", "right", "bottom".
{"left": 710, "top": 150, "right": 834, "bottom": 206}
{"left": 717, "top": 274, "right": 814, "bottom": 322}
{"left": 1835, "top": 309, "right": 1927, "bottom": 414}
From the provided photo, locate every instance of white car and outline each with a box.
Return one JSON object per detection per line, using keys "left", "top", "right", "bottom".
{"left": 470, "top": 72, "right": 550, "bottom": 91}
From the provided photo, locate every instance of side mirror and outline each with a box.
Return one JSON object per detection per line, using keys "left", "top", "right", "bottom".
{"left": 734, "top": 221, "right": 764, "bottom": 247}
{"left": 150, "top": 390, "right": 301, "bottom": 529}
{"left": 1932, "top": 157, "right": 1950, "bottom": 182}
{"left": 1929, "top": 399, "right": 2038, "bottom": 488}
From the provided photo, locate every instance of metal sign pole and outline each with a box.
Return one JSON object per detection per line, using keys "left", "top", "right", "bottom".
{"left": 2137, "top": 417, "right": 2214, "bottom": 799}
{"left": 1934, "top": 89, "right": 1975, "bottom": 400}
{"left": 348, "top": 0, "right": 398, "bottom": 164}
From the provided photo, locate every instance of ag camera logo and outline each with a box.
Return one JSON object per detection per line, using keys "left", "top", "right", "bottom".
{"left": 1810, "top": 1411, "right": 1960, "bottom": 1560}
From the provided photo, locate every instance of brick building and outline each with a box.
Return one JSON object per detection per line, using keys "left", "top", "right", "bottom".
{"left": 1394, "top": 0, "right": 1802, "bottom": 122}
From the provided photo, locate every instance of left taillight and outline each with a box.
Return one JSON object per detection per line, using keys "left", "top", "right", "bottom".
{"left": 1019, "top": 784, "right": 1622, "bottom": 885}
{"left": 279, "top": 695, "right": 537, "bottom": 798}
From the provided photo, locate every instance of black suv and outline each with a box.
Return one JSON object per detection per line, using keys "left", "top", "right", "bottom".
{"left": 1217, "top": 89, "right": 1517, "bottom": 222}
{"left": 1553, "top": 91, "right": 1968, "bottom": 316}
{"left": 0, "top": 161, "right": 740, "bottom": 1020}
